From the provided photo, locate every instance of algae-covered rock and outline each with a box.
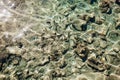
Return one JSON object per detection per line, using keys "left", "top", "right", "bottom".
{"left": 107, "top": 31, "right": 120, "bottom": 42}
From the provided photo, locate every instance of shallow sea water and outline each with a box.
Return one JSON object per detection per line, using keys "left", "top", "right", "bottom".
{"left": 0, "top": 0, "right": 120, "bottom": 80}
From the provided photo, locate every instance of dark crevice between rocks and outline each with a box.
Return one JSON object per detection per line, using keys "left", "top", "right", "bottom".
{"left": 87, "top": 0, "right": 97, "bottom": 4}
{"left": 38, "top": 56, "right": 50, "bottom": 66}
{"left": 115, "top": 0, "right": 120, "bottom": 5}
{"left": 50, "top": 50, "right": 62, "bottom": 61}
{"left": 75, "top": 44, "right": 89, "bottom": 62}
{"left": 0, "top": 53, "right": 22, "bottom": 71}
{"left": 87, "top": 64, "right": 105, "bottom": 72}
{"left": 7, "top": 54, "right": 22, "bottom": 65}
{"left": 80, "top": 51, "right": 88, "bottom": 62}
{"left": 81, "top": 24, "right": 88, "bottom": 31}
{"left": 72, "top": 24, "right": 88, "bottom": 31}
{"left": 70, "top": 5, "right": 76, "bottom": 11}
{"left": 107, "top": 8, "right": 112, "bottom": 14}
{"left": 0, "top": 53, "right": 9, "bottom": 71}
{"left": 89, "top": 16, "right": 95, "bottom": 23}
{"left": 92, "top": 32, "right": 99, "bottom": 37}
{"left": 18, "top": 42, "right": 23, "bottom": 48}
{"left": 59, "top": 61, "right": 67, "bottom": 69}
{"left": 115, "top": 25, "right": 120, "bottom": 30}
{"left": 62, "top": 49, "right": 69, "bottom": 55}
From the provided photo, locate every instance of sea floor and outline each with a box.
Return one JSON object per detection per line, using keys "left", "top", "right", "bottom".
{"left": 0, "top": 0, "right": 120, "bottom": 80}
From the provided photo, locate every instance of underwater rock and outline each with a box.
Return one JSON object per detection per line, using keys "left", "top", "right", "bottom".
{"left": 95, "top": 16, "right": 104, "bottom": 25}
{"left": 75, "top": 44, "right": 89, "bottom": 62}
{"left": 76, "top": 76, "right": 88, "bottom": 80}
{"left": 99, "top": 0, "right": 112, "bottom": 14}
{"left": 52, "top": 69, "right": 66, "bottom": 77}
{"left": 115, "top": 66, "right": 120, "bottom": 75}
{"left": 72, "top": 19, "right": 87, "bottom": 31}
{"left": 78, "top": 13, "right": 95, "bottom": 23}
{"left": 114, "top": 7, "right": 120, "bottom": 13}
{"left": 100, "top": 40, "right": 107, "bottom": 48}
{"left": 87, "top": 57, "right": 105, "bottom": 71}
{"left": 115, "top": 22, "right": 120, "bottom": 30}
{"left": 38, "top": 56, "right": 50, "bottom": 66}
{"left": 0, "top": 74, "right": 6, "bottom": 80}
{"left": 107, "top": 31, "right": 120, "bottom": 42}
{"left": 105, "top": 74, "right": 120, "bottom": 80}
